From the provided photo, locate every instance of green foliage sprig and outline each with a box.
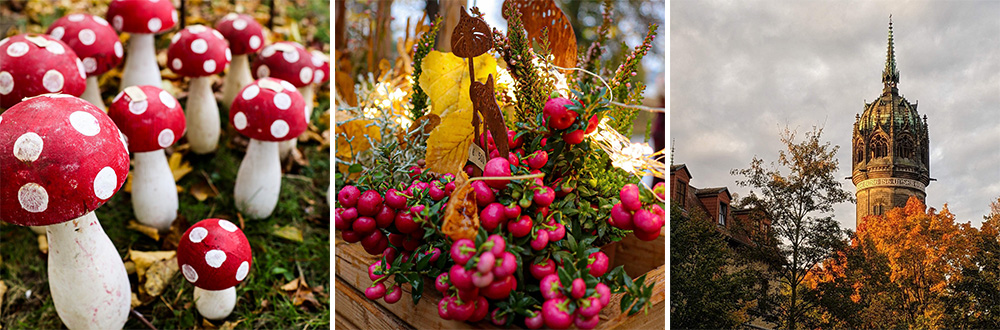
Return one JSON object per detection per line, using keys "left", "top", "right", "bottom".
{"left": 409, "top": 16, "right": 443, "bottom": 120}
{"left": 578, "top": 0, "right": 614, "bottom": 87}
{"left": 494, "top": 1, "right": 551, "bottom": 122}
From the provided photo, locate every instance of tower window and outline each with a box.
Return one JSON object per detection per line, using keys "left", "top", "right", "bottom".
{"left": 874, "top": 204, "right": 884, "bottom": 216}
{"left": 855, "top": 143, "right": 865, "bottom": 163}
{"left": 871, "top": 135, "right": 889, "bottom": 159}
{"left": 897, "top": 137, "right": 915, "bottom": 160}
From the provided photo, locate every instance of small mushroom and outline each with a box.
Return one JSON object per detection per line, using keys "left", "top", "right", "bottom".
{"left": 310, "top": 49, "right": 330, "bottom": 86}
{"left": 216, "top": 13, "right": 266, "bottom": 108}
{"left": 229, "top": 78, "right": 308, "bottom": 219}
{"left": 107, "top": 0, "right": 177, "bottom": 90}
{"left": 108, "top": 85, "right": 186, "bottom": 231}
{"left": 167, "top": 25, "right": 231, "bottom": 154}
{"left": 0, "top": 34, "right": 86, "bottom": 109}
{"left": 177, "top": 218, "right": 253, "bottom": 320}
{"left": 251, "top": 41, "right": 314, "bottom": 160}
{"left": 0, "top": 94, "right": 131, "bottom": 329}
{"left": 47, "top": 13, "right": 123, "bottom": 109}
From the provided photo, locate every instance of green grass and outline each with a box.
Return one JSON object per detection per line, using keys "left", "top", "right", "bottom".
{"left": 1, "top": 111, "right": 330, "bottom": 330}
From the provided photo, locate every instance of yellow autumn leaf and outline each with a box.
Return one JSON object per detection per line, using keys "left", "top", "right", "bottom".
{"left": 169, "top": 152, "right": 192, "bottom": 182}
{"left": 129, "top": 250, "right": 176, "bottom": 280}
{"left": 420, "top": 51, "right": 497, "bottom": 175}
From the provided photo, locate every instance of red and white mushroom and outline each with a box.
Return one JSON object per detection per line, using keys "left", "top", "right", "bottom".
{"left": 107, "top": 0, "right": 177, "bottom": 90}
{"left": 251, "top": 41, "right": 314, "bottom": 159}
{"left": 0, "top": 34, "right": 86, "bottom": 109}
{"left": 0, "top": 94, "right": 131, "bottom": 329}
{"left": 177, "top": 218, "right": 253, "bottom": 320}
{"left": 167, "top": 24, "right": 231, "bottom": 154}
{"left": 108, "top": 85, "right": 185, "bottom": 230}
{"left": 216, "top": 13, "right": 266, "bottom": 107}
{"left": 47, "top": 13, "right": 123, "bottom": 109}
{"left": 310, "top": 49, "right": 330, "bottom": 85}
{"left": 229, "top": 78, "right": 307, "bottom": 219}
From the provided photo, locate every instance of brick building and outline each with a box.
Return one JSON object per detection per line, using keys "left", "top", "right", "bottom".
{"left": 670, "top": 164, "right": 772, "bottom": 246}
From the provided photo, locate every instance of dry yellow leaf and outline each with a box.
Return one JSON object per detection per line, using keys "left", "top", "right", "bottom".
{"left": 0, "top": 280, "right": 7, "bottom": 315}
{"left": 441, "top": 181, "right": 479, "bottom": 241}
{"left": 128, "top": 221, "right": 161, "bottom": 241}
{"left": 190, "top": 180, "right": 218, "bottom": 202}
{"left": 144, "top": 256, "right": 178, "bottom": 297}
{"left": 335, "top": 117, "right": 381, "bottom": 163}
{"left": 169, "top": 152, "right": 193, "bottom": 182}
{"left": 129, "top": 250, "right": 176, "bottom": 280}
{"left": 272, "top": 225, "right": 304, "bottom": 242}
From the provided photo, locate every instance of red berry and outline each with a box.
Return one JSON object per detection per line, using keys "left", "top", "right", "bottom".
{"left": 352, "top": 216, "right": 376, "bottom": 234}
{"left": 464, "top": 164, "right": 475, "bottom": 176}
{"left": 334, "top": 209, "right": 353, "bottom": 231}
{"left": 394, "top": 211, "right": 419, "bottom": 234}
{"left": 492, "top": 251, "right": 517, "bottom": 278}
{"left": 365, "top": 282, "right": 386, "bottom": 300}
{"left": 469, "top": 296, "right": 489, "bottom": 322}
{"left": 383, "top": 285, "right": 402, "bottom": 304}
{"left": 633, "top": 227, "right": 660, "bottom": 241}
{"left": 530, "top": 258, "right": 556, "bottom": 280}
{"left": 438, "top": 297, "right": 452, "bottom": 320}
{"left": 507, "top": 130, "right": 523, "bottom": 149}
{"left": 341, "top": 230, "right": 361, "bottom": 243}
{"left": 445, "top": 181, "right": 456, "bottom": 194}
{"left": 401, "top": 235, "right": 420, "bottom": 251}
{"left": 337, "top": 185, "right": 360, "bottom": 208}
{"left": 388, "top": 233, "right": 405, "bottom": 248}
{"left": 503, "top": 204, "right": 521, "bottom": 219}
{"left": 596, "top": 283, "right": 611, "bottom": 306}
{"left": 653, "top": 181, "right": 666, "bottom": 200}
{"left": 361, "top": 230, "right": 386, "bottom": 255}
{"left": 450, "top": 239, "right": 476, "bottom": 265}
{"left": 435, "top": 273, "right": 450, "bottom": 293}
{"left": 634, "top": 209, "right": 662, "bottom": 233}
{"left": 457, "top": 286, "right": 479, "bottom": 303}
{"left": 471, "top": 181, "right": 495, "bottom": 207}
{"left": 543, "top": 97, "right": 577, "bottom": 130}
{"left": 449, "top": 264, "right": 475, "bottom": 291}
{"left": 533, "top": 186, "right": 555, "bottom": 208}
{"left": 610, "top": 203, "right": 633, "bottom": 230}
{"left": 547, "top": 222, "right": 566, "bottom": 242}
{"left": 540, "top": 274, "right": 564, "bottom": 300}
{"left": 384, "top": 189, "right": 407, "bottom": 210}
{"left": 374, "top": 205, "right": 396, "bottom": 228}
{"left": 542, "top": 297, "right": 573, "bottom": 329}
{"left": 508, "top": 216, "right": 533, "bottom": 237}
{"left": 570, "top": 278, "right": 586, "bottom": 299}
{"left": 578, "top": 296, "right": 602, "bottom": 318}
{"left": 357, "top": 190, "right": 383, "bottom": 216}
{"left": 490, "top": 308, "right": 508, "bottom": 326}
{"left": 482, "top": 275, "right": 515, "bottom": 300}
{"left": 620, "top": 184, "right": 641, "bottom": 211}
{"left": 480, "top": 203, "right": 507, "bottom": 232}
{"left": 531, "top": 229, "right": 549, "bottom": 250}
{"left": 527, "top": 150, "right": 548, "bottom": 169}
{"left": 563, "top": 129, "right": 584, "bottom": 145}
{"left": 584, "top": 114, "right": 600, "bottom": 134}
{"left": 524, "top": 310, "right": 544, "bottom": 329}
{"left": 429, "top": 185, "right": 446, "bottom": 201}
{"left": 383, "top": 247, "right": 398, "bottom": 264}
{"left": 368, "top": 260, "right": 388, "bottom": 281}
{"left": 588, "top": 251, "right": 609, "bottom": 277}
{"left": 574, "top": 313, "right": 600, "bottom": 329}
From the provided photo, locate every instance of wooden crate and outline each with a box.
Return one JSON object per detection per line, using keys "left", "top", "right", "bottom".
{"left": 335, "top": 232, "right": 664, "bottom": 330}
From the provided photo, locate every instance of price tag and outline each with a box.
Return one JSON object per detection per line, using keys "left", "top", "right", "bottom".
{"left": 124, "top": 86, "right": 147, "bottom": 101}
{"left": 467, "top": 143, "right": 487, "bottom": 171}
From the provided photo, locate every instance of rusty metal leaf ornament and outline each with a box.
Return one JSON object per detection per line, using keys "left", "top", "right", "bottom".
{"left": 502, "top": 0, "right": 578, "bottom": 69}
{"left": 451, "top": 6, "right": 495, "bottom": 59}
{"left": 470, "top": 74, "right": 509, "bottom": 158}
{"left": 441, "top": 180, "right": 480, "bottom": 241}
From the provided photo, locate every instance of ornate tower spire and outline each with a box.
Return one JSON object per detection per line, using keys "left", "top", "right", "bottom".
{"left": 882, "top": 15, "right": 900, "bottom": 93}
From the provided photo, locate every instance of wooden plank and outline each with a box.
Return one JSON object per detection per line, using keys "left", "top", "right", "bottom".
{"left": 609, "top": 232, "right": 666, "bottom": 277}
{"left": 334, "top": 276, "right": 412, "bottom": 330}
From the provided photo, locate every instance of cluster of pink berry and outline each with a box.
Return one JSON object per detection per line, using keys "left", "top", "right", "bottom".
{"left": 521, "top": 250, "right": 611, "bottom": 329}
{"left": 543, "top": 97, "right": 600, "bottom": 145}
{"left": 609, "top": 183, "right": 665, "bottom": 241}
{"left": 433, "top": 235, "right": 518, "bottom": 324}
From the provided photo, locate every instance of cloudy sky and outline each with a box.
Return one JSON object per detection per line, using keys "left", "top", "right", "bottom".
{"left": 671, "top": 0, "right": 1000, "bottom": 229}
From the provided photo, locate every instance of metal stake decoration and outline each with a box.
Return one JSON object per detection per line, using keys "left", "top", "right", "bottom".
{"left": 451, "top": 6, "right": 509, "bottom": 169}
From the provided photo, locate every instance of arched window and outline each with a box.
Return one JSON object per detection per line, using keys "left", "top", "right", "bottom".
{"left": 855, "top": 142, "right": 865, "bottom": 164}
{"left": 897, "top": 136, "right": 915, "bottom": 160}
{"left": 874, "top": 203, "right": 885, "bottom": 216}
{"left": 871, "top": 134, "right": 889, "bottom": 159}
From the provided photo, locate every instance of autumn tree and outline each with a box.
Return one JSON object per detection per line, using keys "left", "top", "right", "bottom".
{"left": 731, "top": 127, "right": 853, "bottom": 329}
{"left": 670, "top": 203, "right": 760, "bottom": 329}
{"left": 946, "top": 197, "right": 1000, "bottom": 328}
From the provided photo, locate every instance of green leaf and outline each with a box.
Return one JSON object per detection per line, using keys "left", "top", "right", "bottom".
{"left": 621, "top": 294, "right": 635, "bottom": 313}
{"left": 349, "top": 163, "right": 364, "bottom": 173}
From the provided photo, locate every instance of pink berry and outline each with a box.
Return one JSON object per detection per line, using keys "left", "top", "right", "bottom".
{"left": 435, "top": 273, "right": 450, "bottom": 293}
{"left": 596, "top": 283, "right": 611, "bottom": 306}
{"left": 383, "top": 285, "right": 402, "bottom": 304}
{"left": 620, "top": 184, "right": 641, "bottom": 211}
{"left": 490, "top": 308, "right": 508, "bottom": 326}
{"left": 588, "top": 251, "right": 609, "bottom": 277}
{"left": 530, "top": 258, "right": 556, "bottom": 280}
{"left": 449, "top": 264, "right": 475, "bottom": 290}
{"left": 508, "top": 215, "right": 533, "bottom": 238}
{"left": 337, "top": 185, "right": 360, "bottom": 208}
{"left": 492, "top": 251, "right": 517, "bottom": 278}
{"left": 540, "top": 274, "right": 564, "bottom": 300}
{"left": 438, "top": 297, "right": 452, "bottom": 320}
{"left": 543, "top": 97, "right": 577, "bottom": 131}
{"left": 610, "top": 203, "right": 633, "bottom": 230}
{"left": 524, "top": 310, "right": 544, "bottom": 329}
{"left": 503, "top": 204, "right": 521, "bottom": 219}
{"left": 527, "top": 150, "right": 548, "bottom": 169}
{"left": 574, "top": 313, "right": 600, "bottom": 329}
{"left": 547, "top": 222, "right": 566, "bottom": 242}
{"left": 429, "top": 185, "right": 446, "bottom": 201}
{"left": 450, "top": 239, "right": 476, "bottom": 265}
{"left": 368, "top": 260, "right": 388, "bottom": 281}
{"left": 487, "top": 234, "right": 506, "bottom": 256}
{"left": 578, "top": 296, "right": 602, "bottom": 318}
{"left": 384, "top": 188, "right": 407, "bottom": 210}
{"left": 634, "top": 209, "right": 662, "bottom": 233}
{"left": 365, "top": 282, "right": 386, "bottom": 300}
{"left": 570, "top": 278, "right": 586, "bottom": 299}
{"left": 472, "top": 181, "right": 495, "bottom": 207}
{"left": 531, "top": 229, "right": 550, "bottom": 250}
{"left": 480, "top": 203, "right": 507, "bottom": 232}
{"left": 472, "top": 270, "right": 494, "bottom": 288}
{"left": 533, "top": 186, "right": 555, "bottom": 207}
{"left": 357, "top": 190, "right": 383, "bottom": 216}
{"left": 469, "top": 296, "right": 489, "bottom": 322}
{"left": 542, "top": 297, "right": 573, "bottom": 329}
{"left": 477, "top": 252, "right": 496, "bottom": 274}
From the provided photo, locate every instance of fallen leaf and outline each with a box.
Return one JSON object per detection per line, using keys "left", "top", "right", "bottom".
{"left": 130, "top": 250, "right": 176, "bottom": 280}
{"left": 272, "top": 225, "right": 304, "bottom": 242}
{"left": 219, "top": 320, "right": 244, "bottom": 330}
{"left": 280, "top": 277, "right": 302, "bottom": 291}
{"left": 503, "top": 0, "right": 578, "bottom": 69}
{"left": 334, "top": 117, "right": 381, "bottom": 166}
{"left": 124, "top": 261, "right": 136, "bottom": 275}
{"left": 131, "top": 292, "right": 141, "bottom": 308}
{"left": 441, "top": 180, "right": 480, "bottom": 241}
{"left": 37, "top": 234, "right": 48, "bottom": 254}
{"left": 143, "top": 256, "right": 178, "bottom": 297}
{"left": 128, "top": 221, "right": 161, "bottom": 241}
{"left": 280, "top": 276, "right": 324, "bottom": 310}
{"left": 189, "top": 180, "right": 218, "bottom": 202}
{"left": 0, "top": 280, "right": 7, "bottom": 315}
{"left": 168, "top": 151, "right": 193, "bottom": 182}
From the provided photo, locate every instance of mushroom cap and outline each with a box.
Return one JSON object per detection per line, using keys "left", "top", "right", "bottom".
{"left": 108, "top": 86, "right": 186, "bottom": 152}
{"left": 167, "top": 25, "right": 231, "bottom": 77}
{"left": 229, "top": 78, "right": 307, "bottom": 142}
{"left": 0, "top": 34, "right": 87, "bottom": 109}
{"left": 309, "top": 49, "right": 330, "bottom": 84}
{"left": 177, "top": 218, "right": 253, "bottom": 291}
{"left": 251, "top": 41, "right": 314, "bottom": 87}
{"left": 0, "top": 94, "right": 130, "bottom": 226}
{"left": 106, "top": 0, "right": 178, "bottom": 34}
{"left": 215, "top": 13, "right": 265, "bottom": 55}
{"left": 47, "top": 13, "right": 123, "bottom": 77}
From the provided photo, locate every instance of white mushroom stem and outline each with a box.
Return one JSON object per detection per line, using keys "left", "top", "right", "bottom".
{"left": 81, "top": 76, "right": 106, "bottom": 110}
{"left": 221, "top": 54, "right": 253, "bottom": 109}
{"left": 194, "top": 287, "right": 237, "bottom": 320}
{"left": 187, "top": 76, "right": 222, "bottom": 154}
{"left": 120, "top": 33, "right": 162, "bottom": 91}
{"left": 278, "top": 85, "right": 315, "bottom": 160}
{"left": 234, "top": 138, "right": 281, "bottom": 219}
{"left": 47, "top": 211, "right": 130, "bottom": 330}
{"left": 131, "top": 149, "right": 178, "bottom": 230}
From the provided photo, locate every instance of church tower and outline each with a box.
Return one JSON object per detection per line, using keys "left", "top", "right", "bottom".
{"left": 852, "top": 18, "right": 931, "bottom": 225}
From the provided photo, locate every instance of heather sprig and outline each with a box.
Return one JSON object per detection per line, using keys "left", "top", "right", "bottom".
{"left": 578, "top": 0, "right": 614, "bottom": 88}
{"left": 409, "top": 16, "right": 443, "bottom": 120}
{"left": 494, "top": 1, "right": 550, "bottom": 123}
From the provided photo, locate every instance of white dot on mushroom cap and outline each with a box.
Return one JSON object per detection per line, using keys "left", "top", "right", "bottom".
{"left": 190, "top": 39, "right": 208, "bottom": 54}
{"left": 7, "top": 42, "right": 29, "bottom": 57}
{"left": 0, "top": 71, "right": 13, "bottom": 95}
{"left": 203, "top": 60, "right": 216, "bottom": 73}
{"left": 83, "top": 57, "right": 97, "bottom": 73}
{"left": 261, "top": 46, "right": 276, "bottom": 58}
{"left": 188, "top": 227, "right": 208, "bottom": 243}
{"left": 249, "top": 35, "right": 261, "bottom": 50}
{"left": 76, "top": 58, "right": 86, "bottom": 79}
{"left": 68, "top": 14, "right": 85, "bottom": 22}
{"left": 93, "top": 166, "right": 117, "bottom": 200}
{"left": 311, "top": 56, "right": 323, "bottom": 67}
{"left": 170, "top": 33, "right": 181, "bottom": 44}
{"left": 299, "top": 67, "right": 312, "bottom": 84}
{"left": 233, "top": 19, "right": 248, "bottom": 31}
{"left": 223, "top": 13, "right": 238, "bottom": 21}
{"left": 182, "top": 264, "right": 199, "bottom": 282}
{"left": 236, "top": 261, "right": 249, "bottom": 281}
{"left": 69, "top": 111, "right": 100, "bottom": 136}
{"left": 114, "top": 41, "right": 123, "bottom": 58}
{"left": 279, "top": 80, "right": 295, "bottom": 91}
{"left": 273, "top": 93, "right": 291, "bottom": 110}
{"left": 256, "top": 65, "right": 270, "bottom": 78}
{"left": 188, "top": 25, "right": 207, "bottom": 34}
{"left": 270, "top": 120, "right": 289, "bottom": 138}
{"left": 93, "top": 16, "right": 109, "bottom": 26}
{"left": 13, "top": 132, "right": 43, "bottom": 162}
{"left": 282, "top": 50, "right": 299, "bottom": 63}
{"left": 172, "top": 10, "right": 179, "bottom": 23}
{"left": 42, "top": 70, "right": 65, "bottom": 92}
{"left": 205, "top": 250, "right": 227, "bottom": 268}
{"left": 45, "top": 42, "right": 65, "bottom": 55}
{"left": 129, "top": 99, "right": 148, "bottom": 114}
{"left": 50, "top": 27, "right": 65, "bottom": 40}
{"left": 218, "top": 220, "right": 238, "bottom": 232}
{"left": 233, "top": 112, "right": 247, "bottom": 130}
{"left": 241, "top": 85, "right": 259, "bottom": 100}
{"left": 112, "top": 16, "right": 123, "bottom": 31}
{"left": 225, "top": 48, "right": 231, "bottom": 61}
{"left": 18, "top": 183, "right": 48, "bottom": 213}
{"left": 157, "top": 129, "right": 174, "bottom": 148}
{"left": 313, "top": 70, "right": 325, "bottom": 84}
{"left": 172, "top": 58, "right": 182, "bottom": 70}
{"left": 148, "top": 18, "right": 162, "bottom": 32}
{"left": 159, "top": 90, "right": 176, "bottom": 108}
{"left": 212, "top": 30, "right": 224, "bottom": 40}
{"left": 79, "top": 29, "right": 96, "bottom": 46}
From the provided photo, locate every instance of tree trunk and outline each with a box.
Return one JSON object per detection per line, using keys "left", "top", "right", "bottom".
{"left": 335, "top": 0, "right": 346, "bottom": 51}
{"left": 434, "top": 0, "right": 462, "bottom": 53}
